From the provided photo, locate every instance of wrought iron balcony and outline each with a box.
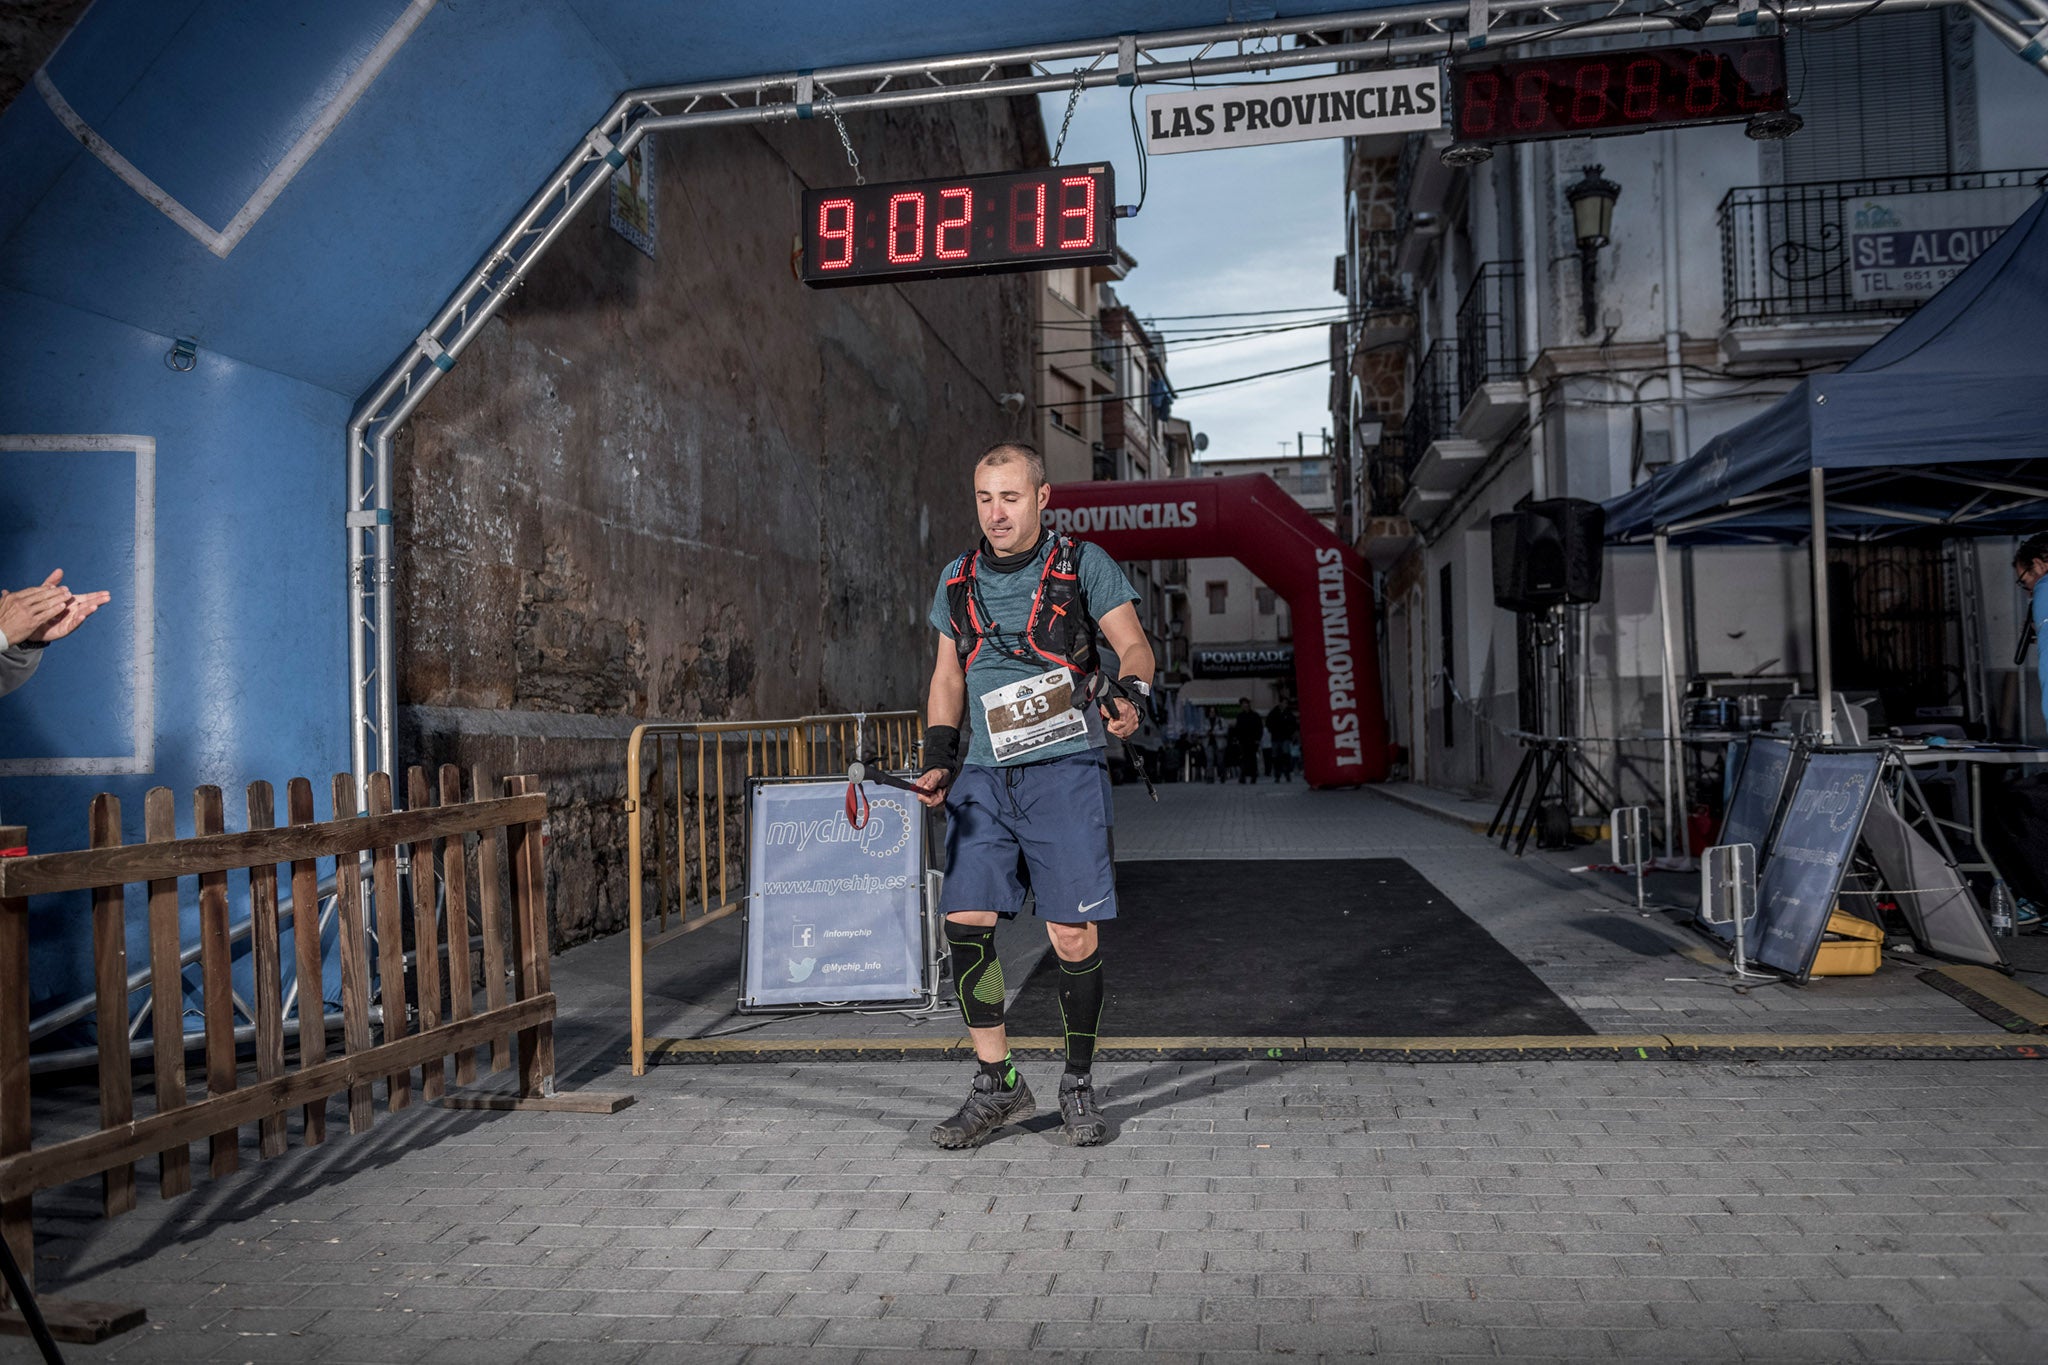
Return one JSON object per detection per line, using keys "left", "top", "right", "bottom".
{"left": 1403, "top": 340, "right": 1460, "bottom": 457}
{"left": 1365, "top": 432, "right": 1413, "bottom": 518}
{"left": 1719, "top": 168, "right": 2047, "bottom": 329}
{"left": 1454, "top": 261, "right": 1523, "bottom": 409}
{"left": 1355, "top": 228, "right": 1406, "bottom": 313}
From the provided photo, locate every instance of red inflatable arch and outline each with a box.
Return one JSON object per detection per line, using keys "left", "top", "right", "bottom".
{"left": 1045, "top": 475, "right": 1389, "bottom": 786}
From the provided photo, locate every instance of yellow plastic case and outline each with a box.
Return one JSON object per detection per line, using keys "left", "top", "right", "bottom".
{"left": 1810, "top": 909, "right": 1884, "bottom": 977}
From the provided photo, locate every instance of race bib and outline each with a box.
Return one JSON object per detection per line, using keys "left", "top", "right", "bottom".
{"left": 980, "top": 667, "right": 1088, "bottom": 765}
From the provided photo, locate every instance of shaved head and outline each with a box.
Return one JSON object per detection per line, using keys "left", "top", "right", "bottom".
{"left": 976, "top": 440, "right": 1046, "bottom": 489}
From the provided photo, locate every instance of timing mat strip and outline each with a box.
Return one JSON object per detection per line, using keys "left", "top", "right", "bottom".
{"left": 642, "top": 1031, "right": 2048, "bottom": 1064}
{"left": 1917, "top": 965, "right": 2048, "bottom": 1034}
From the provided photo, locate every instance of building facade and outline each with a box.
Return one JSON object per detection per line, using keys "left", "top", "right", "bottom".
{"left": 1333, "top": 13, "right": 2048, "bottom": 812}
{"left": 1034, "top": 265, "right": 1196, "bottom": 709}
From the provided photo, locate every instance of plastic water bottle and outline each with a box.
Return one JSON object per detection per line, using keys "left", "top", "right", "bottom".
{"left": 1991, "top": 879, "right": 2017, "bottom": 938}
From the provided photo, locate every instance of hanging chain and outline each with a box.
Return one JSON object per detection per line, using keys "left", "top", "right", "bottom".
{"left": 1050, "top": 66, "right": 1088, "bottom": 165}
{"left": 823, "top": 93, "right": 864, "bottom": 186}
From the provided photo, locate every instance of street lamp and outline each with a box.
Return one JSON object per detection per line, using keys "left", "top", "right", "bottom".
{"left": 1565, "top": 164, "right": 1621, "bottom": 337}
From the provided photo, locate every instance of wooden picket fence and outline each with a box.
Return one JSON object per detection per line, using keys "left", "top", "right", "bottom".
{"left": 0, "top": 767, "right": 627, "bottom": 1341}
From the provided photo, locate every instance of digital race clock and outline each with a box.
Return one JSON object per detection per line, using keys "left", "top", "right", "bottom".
{"left": 801, "top": 165, "right": 1117, "bottom": 288}
{"left": 1450, "top": 37, "right": 1787, "bottom": 143}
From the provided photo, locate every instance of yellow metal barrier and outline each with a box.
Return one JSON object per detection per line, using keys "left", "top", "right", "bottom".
{"left": 624, "top": 712, "right": 922, "bottom": 1073}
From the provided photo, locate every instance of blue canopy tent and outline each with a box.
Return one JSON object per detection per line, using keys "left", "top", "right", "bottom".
{"left": 1605, "top": 188, "right": 2048, "bottom": 762}
{"left": 1609, "top": 188, "right": 2048, "bottom": 546}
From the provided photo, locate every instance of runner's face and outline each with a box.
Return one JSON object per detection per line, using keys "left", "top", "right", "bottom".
{"left": 974, "top": 461, "right": 1048, "bottom": 554}
{"left": 2018, "top": 558, "right": 2048, "bottom": 592}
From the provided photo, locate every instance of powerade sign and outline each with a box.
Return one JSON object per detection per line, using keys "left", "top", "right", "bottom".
{"left": 1191, "top": 645, "right": 1294, "bottom": 678}
{"left": 743, "top": 780, "right": 924, "bottom": 1007}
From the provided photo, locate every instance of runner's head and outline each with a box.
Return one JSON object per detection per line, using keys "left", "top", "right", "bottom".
{"left": 974, "top": 441, "right": 1049, "bottom": 556}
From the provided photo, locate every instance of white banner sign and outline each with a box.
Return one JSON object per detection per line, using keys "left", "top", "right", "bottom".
{"left": 1144, "top": 67, "right": 1444, "bottom": 155}
{"left": 1845, "top": 186, "right": 2039, "bottom": 302}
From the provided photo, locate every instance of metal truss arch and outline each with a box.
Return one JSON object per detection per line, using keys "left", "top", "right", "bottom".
{"left": 344, "top": 0, "right": 2039, "bottom": 788}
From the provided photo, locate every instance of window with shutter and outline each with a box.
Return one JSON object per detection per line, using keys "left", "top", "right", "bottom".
{"left": 1782, "top": 13, "right": 1950, "bottom": 184}
{"left": 1047, "top": 372, "right": 1085, "bottom": 434}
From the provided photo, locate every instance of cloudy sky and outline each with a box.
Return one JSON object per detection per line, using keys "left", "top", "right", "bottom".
{"left": 1038, "top": 63, "right": 1346, "bottom": 466}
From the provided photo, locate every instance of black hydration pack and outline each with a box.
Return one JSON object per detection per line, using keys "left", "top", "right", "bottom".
{"left": 943, "top": 531, "right": 1100, "bottom": 677}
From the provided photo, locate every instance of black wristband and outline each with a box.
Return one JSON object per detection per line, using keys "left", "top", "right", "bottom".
{"left": 922, "top": 724, "right": 962, "bottom": 775}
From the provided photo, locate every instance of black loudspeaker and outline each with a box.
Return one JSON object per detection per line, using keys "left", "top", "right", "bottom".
{"left": 1491, "top": 498, "right": 1606, "bottom": 612}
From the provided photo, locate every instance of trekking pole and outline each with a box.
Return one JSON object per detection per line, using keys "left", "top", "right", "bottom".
{"left": 845, "top": 758, "right": 928, "bottom": 830}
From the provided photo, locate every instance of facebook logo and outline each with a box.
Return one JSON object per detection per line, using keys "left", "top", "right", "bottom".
{"left": 793, "top": 923, "right": 816, "bottom": 950}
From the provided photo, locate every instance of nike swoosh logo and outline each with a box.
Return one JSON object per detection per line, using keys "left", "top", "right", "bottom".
{"left": 1077, "top": 895, "right": 1110, "bottom": 914}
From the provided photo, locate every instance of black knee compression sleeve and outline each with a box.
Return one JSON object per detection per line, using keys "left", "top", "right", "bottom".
{"left": 946, "top": 920, "right": 1005, "bottom": 1029}
{"left": 1057, "top": 947, "right": 1104, "bottom": 1075}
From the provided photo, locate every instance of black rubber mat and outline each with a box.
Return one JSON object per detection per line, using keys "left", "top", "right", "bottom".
{"left": 1002, "top": 857, "right": 1594, "bottom": 1038}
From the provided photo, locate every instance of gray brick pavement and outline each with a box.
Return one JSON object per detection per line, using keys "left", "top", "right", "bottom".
{"left": 8, "top": 1056, "right": 2048, "bottom": 1363}
{"left": 11, "top": 783, "right": 2048, "bottom": 1362}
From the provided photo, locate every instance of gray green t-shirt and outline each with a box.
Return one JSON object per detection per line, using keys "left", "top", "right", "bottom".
{"left": 928, "top": 536, "right": 1140, "bottom": 768}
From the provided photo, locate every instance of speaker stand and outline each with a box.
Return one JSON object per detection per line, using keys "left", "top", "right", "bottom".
{"left": 1487, "top": 736, "right": 1612, "bottom": 857}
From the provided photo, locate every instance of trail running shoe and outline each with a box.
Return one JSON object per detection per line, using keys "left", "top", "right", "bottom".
{"left": 2017, "top": 897, "right": 2044, "bottom": 933}
{"left": 1058, "top": 1072, "right": 1107, "bottom": 1146}
{"left": 930, "top": 1072, "right": 1035, "bottom": 1149}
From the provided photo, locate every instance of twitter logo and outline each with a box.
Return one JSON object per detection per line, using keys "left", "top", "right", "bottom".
{"left": 787, "top": 957, "right": 816, "bottom": 983}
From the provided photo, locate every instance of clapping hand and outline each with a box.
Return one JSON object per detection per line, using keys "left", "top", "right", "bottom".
{"left": 0, "top": 570, "right": 110, "bottom": 646}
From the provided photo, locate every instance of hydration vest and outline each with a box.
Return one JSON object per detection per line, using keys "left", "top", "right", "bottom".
{"left": 944, "top": 531, "right": 1100, "bottom": 677}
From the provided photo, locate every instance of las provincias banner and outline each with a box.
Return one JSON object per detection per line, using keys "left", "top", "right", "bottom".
{"left": 1143, "top": 67, "right": 1445, "bottom": 156}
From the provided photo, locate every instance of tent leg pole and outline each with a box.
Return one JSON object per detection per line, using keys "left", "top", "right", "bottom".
{"left": 1810, "top": 468, "right": 1835, "bottom": 745}
{"left": 1655, "top": 532, "right": 1680, "bottom": 860}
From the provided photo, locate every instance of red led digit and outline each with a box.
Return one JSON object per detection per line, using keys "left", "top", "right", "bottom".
{"left": 1568, "top": 61, "right": 1611, "bottom": 126}
{"left": 1621, "top": 58, "right": 1661, "bottom": 119}
{"left": 1010, "top": 180, "right": 1046, "bottom": 251}
{"left": 1683, "top": 52, "right": 1721, "bottom": 116}
{"left": 1461, "top": 70, "right": 1501, "bottom": 137}
{"left": 887, "top": 192, "right": 926, "bottom": 264}
{"left": 816, "top": 197, "right": 855, "bottom": 270}
{"left": 1735, "top": 46, "right": 1780, "bottom": 110}
{"left": 1057, "top": 175, "right": 1096, "bottom": 250}
{"left": 935, "top": 187, "right": 973, "bottom": 260}
{"left": 1509, "top": 70, "right": 1549, "bottom": 131}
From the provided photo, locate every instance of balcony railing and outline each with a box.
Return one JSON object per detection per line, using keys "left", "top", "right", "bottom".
{"left": 1454, "top": 261, "right": 1523, "bottom": 408}
{"left": 1403, "top": 341, "right": 1459, "bottom": 456}
{"left": 1366, "top": 432, "right": 1412, "bottom": 518}
{"left": 1092, "top": 322, "right": 1116, "bottom": 372}
{"left": 1355, "top": 228, "right": 1405, "bottom": 313}
{"left": 1718, "top": 168, "right": 2048, "bottom": 328}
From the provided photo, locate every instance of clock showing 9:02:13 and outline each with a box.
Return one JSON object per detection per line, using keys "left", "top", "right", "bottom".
{"left": 1450, "top": 37, "right": 1788, "bottom": 143}
{"left": 800, "top": 165, "right": 1118, "bottom": 288}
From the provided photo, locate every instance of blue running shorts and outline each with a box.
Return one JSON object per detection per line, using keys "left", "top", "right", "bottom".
{"left": 939, "top": 751, "right": 1117, "bottom": 923}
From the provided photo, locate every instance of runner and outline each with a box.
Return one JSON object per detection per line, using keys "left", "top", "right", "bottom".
{"left": 913, "top": 440, "right": 1155, "bottom": 1148}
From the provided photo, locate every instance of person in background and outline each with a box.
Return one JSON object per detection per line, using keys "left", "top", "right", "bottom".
{"left": 1267, "top": 701, "right": 1300, "bottom": 783}
{"left": 0, "top": 569, "right": 109, "bottom": 698}
{"left": 2020, "top": 533, "right": 2048, "bottom": 732}
{"left": 1230, "top": 698, "right": 1264, "bottom": 785}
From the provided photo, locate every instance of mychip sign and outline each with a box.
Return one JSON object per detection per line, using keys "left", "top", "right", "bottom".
{"left": 743, "top": 779, "right": 926, "bottom": 1009}
{"left": 1144, "top": 67, "right": 1444, "bottom": 155}
{"left": 1846, "top": 186, "right": 2040, "bottom": 302}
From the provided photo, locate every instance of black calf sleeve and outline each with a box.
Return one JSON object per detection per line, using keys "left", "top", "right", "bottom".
{"left": 945, "top": 920, "right": 1005, "bottom": 1029}
{"left": 1057, "top": 947, "right": 1104, "bottom": 1075}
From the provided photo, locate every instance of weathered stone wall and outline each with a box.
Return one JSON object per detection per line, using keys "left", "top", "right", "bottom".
{"left": 397, "top": 98, "right": 1045, "bottom": 948}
